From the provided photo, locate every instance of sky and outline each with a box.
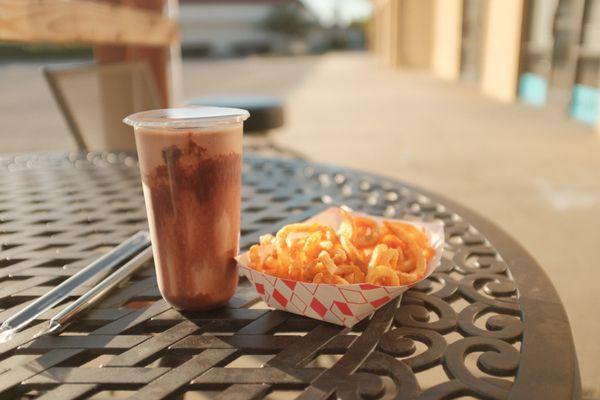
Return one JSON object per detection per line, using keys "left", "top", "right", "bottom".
{"left": 300, "top": 0, "right": 373, "bottom": 26}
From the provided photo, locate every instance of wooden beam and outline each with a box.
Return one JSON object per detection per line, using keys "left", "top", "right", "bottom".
{"left": 0, "top": 0, "right": 178, "bottom": 46}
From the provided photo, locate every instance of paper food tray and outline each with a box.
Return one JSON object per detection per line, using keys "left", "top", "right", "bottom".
{"left": 237, "top": 207, "right": 444, "bottom": 327}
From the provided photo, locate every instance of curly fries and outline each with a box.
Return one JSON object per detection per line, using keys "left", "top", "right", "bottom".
{"left": 247, "top": 211, "right": 435, "bottom": 286}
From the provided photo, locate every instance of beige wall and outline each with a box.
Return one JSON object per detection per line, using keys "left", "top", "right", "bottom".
{"left": 373, "top": 0, "right": 395, "bottom": 66}
{"left": 396, "top": 0, "right": 435, "bottom": 69}
{"left": 371, "top": 0, "right": 435, "bottom": 70}
{"left": 432, "top": 0, "right": 463, "bottom": 80}
{"left": 480, "top": 0, "right": 525, "bottom": 101}
{"left": 386, "top": 0, "right": 399, "bottom": 66}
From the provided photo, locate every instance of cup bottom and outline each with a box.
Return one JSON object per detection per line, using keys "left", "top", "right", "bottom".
{"left": 168, "top": 299, "right": 230, "bottom": 312}
{"left": 158, "top": 280, "right": 238, "bottom": 312}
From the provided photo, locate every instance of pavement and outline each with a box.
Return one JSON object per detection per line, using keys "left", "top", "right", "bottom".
{"left": 1, "top": 52, "right": 599, "bottom": 395}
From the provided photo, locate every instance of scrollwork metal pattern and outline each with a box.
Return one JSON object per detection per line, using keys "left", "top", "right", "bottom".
{"left": 0, "top": 152, "right": 530, "bottom": 399}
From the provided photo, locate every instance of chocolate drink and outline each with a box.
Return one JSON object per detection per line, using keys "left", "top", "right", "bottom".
{"left": 134, "top": 125, "right": 242, "bottom": 311}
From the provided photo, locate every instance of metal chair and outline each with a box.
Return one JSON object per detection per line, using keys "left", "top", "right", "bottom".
{"left": 43, "top": 62, "right": 162, "bottom": 151}
{"left": 44, "top": 62, "right": 305, "bottom": 159}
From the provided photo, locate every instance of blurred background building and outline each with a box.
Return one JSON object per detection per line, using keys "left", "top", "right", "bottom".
{"left": 179, "top": 0, "right": 315, "bottom": 57}
{"left": 371, "top": 0, "right": 600, "bottom": 130}
{"left": 179, "top": 0, "right": 367, "bottom": 57}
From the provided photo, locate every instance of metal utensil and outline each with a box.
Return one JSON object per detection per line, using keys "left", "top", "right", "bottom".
{"left": 0, "top": 231, "right": 150, "bottom": 343}
{"left": 37, "top": 246, "right": 154, "bottom": 337}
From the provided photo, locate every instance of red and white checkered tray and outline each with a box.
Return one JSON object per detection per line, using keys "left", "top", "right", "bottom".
{"left": 237, "top": 207, "right": 444, "bottom": 327}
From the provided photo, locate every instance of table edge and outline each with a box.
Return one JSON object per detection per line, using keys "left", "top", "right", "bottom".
{"left": 0, "top": 152, "right": 582, "bottom": 399}
{"left": 330, "top": 163, "right": 582, "bottom": 400}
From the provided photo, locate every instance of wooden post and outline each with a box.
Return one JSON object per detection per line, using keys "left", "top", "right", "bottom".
{"left": 94, "top": 0, "right": 171, "bottom": 107}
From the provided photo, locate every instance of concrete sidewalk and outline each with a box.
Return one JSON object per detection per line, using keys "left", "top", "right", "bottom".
{"left": 276, "top": 53, "right": 600, "bottom": 395}
{"left": 1, "top": 52, "right": 599, "bottom": 394}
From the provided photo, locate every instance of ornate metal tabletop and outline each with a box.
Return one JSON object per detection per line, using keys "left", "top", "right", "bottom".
{"left": 0, "top": 151, "right": 580, "bottom": 400}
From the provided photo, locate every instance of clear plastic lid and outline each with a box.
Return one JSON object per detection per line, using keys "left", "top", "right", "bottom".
{"left": 123, "top": 106, "right": 250, "bottom": 129}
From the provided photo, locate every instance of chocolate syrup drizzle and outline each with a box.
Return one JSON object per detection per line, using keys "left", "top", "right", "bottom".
{"left": 143, "top": 139, "right": 241, "bottom": 310}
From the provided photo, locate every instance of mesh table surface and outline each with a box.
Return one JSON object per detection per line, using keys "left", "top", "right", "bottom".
{"left": 0, "top": 151, "right": 579, "bottom": 400}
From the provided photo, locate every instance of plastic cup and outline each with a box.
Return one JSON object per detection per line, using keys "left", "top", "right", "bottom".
{"left": 124, "top": 107, "right": 249, "bottom": 311}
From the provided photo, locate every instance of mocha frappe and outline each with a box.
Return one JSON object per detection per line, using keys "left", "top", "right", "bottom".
{"left": 124, "top": 107, "right": 249, "bottom": 311}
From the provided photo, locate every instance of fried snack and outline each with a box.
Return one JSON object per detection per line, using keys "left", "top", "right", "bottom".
{"left": 247, "top": 211, "right": 434, "bottom": 286}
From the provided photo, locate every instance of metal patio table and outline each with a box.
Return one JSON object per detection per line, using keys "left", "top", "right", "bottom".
{"left": 0, "top": 151, "right": 580, "bottom": 399}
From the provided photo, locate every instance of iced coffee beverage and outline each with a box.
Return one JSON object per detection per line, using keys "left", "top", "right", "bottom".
{"left": 124, "top": 107, "right": 249, "bottom": 311}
